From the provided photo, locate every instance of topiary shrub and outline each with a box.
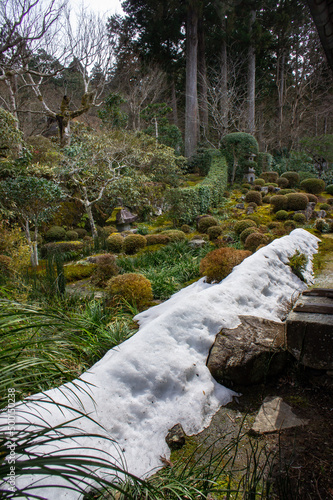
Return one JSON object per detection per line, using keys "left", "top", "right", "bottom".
{"left": 284, "top": 220, "right": 296, "bottom": 232}
{"left": 260, "top": 172, "right": 279, "bottom": 183}
{"left": 240, "top": 226, "right": 258, "bottom": 243}
{"left": 160, "top": 229, "right": 186, "bottom": 242}
{"left": 64, "top": 263, "right": 96, "bottom": 282}
{"left": 270, "top": 195, "right": 288, "bottom": 212}
{"left": 267, "top": 184, "right": 276, "bottom": 193}
{"left": 122, "top": 234, "right": 147, "bottom": 255}
{"left": 106, "top": 234, "right": 124, "bottom": 253}
{"left": 279, "top": 189, "right": 295, "bottom": 195}
{"left": 253, "top": 185, "right": 262, "bottom": 191}
{"left": 254, "top": 178, "right": 265, "bottom": 186}
{"left": 180, "top": 224, "right": 192, "bottom": 234}
{"left": 242, "top": 183, "right": 251, "bottom": 189}
{"left": 286, "top": 193, "right": 309, "bottom": 211}
{"left": 199, "top": 247, "right": 251, "bottom": 283}
{"left": 300, "top": 178, "right": 325, "bottom": 194}
{"left": 275, "top": 210, "right": 289, "bottom": 221}
{"left": 102, "top": 226, "right": 117, "bottom": 237}
{"left": 91, "top": 254, "right": 119, "bottom": 287}
{"left": 315, "top": 218, "right": 329, "bottom": 233}
{"left": 319, "top": 203, "right": 331, "bottom": 211}
{"left": 247, "top": 202, "right": 258, "bottom": 211}
{"left": 293, "top": 213, "right": 307, "bottom": 224}
{"left": 306, "top": 193, "right": 318, "bottom": 203}
{"left": 234, "top": 219, "right": 257, "bottom": 235}
{"left": 197, "top": 216, "right": 219, "bottom": 233}
{"left": 207, "top": 225, "right": 223, "bottom": 241}
{"left": 277, "top": 177, "right": 289, "bottom": 188}
{"left": 262, "top": 195, "right": 271, "bottom": 204}
{"left": 281, "top": 171, "right": 300, "bottom": 188}
{"left": 244, "top": 232, "right": 269, "bottom": 252}
{"left": 74, "top": 228, "right": 88, "bottom": 239}
{"left": 106, "top": 273, "right": 153, "bottom": 310}
{"left": 245, "top": 190, "right": 262, "bottom": 205}
{"left": 326, "top": 184, "right": 333, "bottom": 195}
{"left": 45, "top": 226, "right": 67, "bottom": 242}
{"left": 268, "top": 221, "right": 285, "bottom": 236}
{"left": 145, "top": 234, "right": 171, "bottom": 246}
{"left": 66, "top": 230, "right": 79, "bottom": 241}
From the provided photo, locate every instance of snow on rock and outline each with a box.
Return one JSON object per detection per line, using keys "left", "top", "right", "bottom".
{"left": 1, "top": 229, "right": 319, "bottom": 498}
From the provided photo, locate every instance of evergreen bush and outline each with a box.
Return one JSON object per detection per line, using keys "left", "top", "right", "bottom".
{"left": 234, "top": 219, "right": 257, "bottom": 235}
{"left": 244, "top": 232, "right": 269, "bottom": 252}
{"left": 293, "top": 213, "right": 307, "bottom": 224}
{"left": 66, "top": 230, "right": 79, "bottom": 241}
{"left": 277, "top": 177, "right": 289, "bottom": 188}
{"left": 45, "top": 226, "right": 66, "bottom": 242}
{"left": 319, "top": 203, "right": 330, "bottom": 211}
{"left": 284, "top": 220, "right": 296, "bottom": 232}
{"left": 197, "top": 216, "right": 219, "bottom": 233}
{"left": 145, "top": 234, "right": 171, "bottom": 245}
{"left": 300, "top": 178, "right": 326, "bottom": 194}
{"left": 240, "top": 227, "right": 258, "bottom": 243}
{"left": 106, "top": 273, "right": 153, "bottom": 310}
{"left": 260, "top": 172, "right": 279, "bottom": 183}
{"left": 41, "top": 241, "right": 83, "bottom": 258}
{"left": 281, "top": 171, "right": 300, "bottom": 187}
{"left": 270, "top": 195, "right": 288, "bottom": 212}
{"left": 286, "top": 193, "right": 309, "bottom": 211}
{"left": 220, "top": 132, "right": 259, "bottom": 183}
{"left": 106, "top": 234, "right": 123, "bottom": 253}
{"left": 199, "top": 247, "right": 251, "bottom": 283}
{"left": 64, "top": 263, "right": 96, "bottom": 282}
{"left": 326, "top": 184, "right": 333, "bottom": 195}
{"left": 306, "top": 193, "right": 318, "bottom": 203}
{"left": 91, "top": 254, "right": 119, "bottom": 287}
{"left": 122, "top": 234, "right": 147, "bottom": 255}
{"left": 275, "top": 210, "right": 289, "bottom": 221}
{"left": 74, "top": 228, "right": 88, "bottom": 239}
{"left": 245, "top": 190, "right": 262, "bottom": 205}
{"left": 159, "top": 230, "right": 186, "bottom": 242}
{"left": 207, "top": 225, "right": 223, "bottom": 241}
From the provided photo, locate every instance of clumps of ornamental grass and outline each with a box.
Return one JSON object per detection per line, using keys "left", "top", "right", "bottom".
{"left": 199, "top": 247, "right": 251, "bottom": 283}
{"left": 106, "top": 273, "right": 153, "bottom": 311}
{"left": 288, "top": 250, "right": 308, "bottom": 282}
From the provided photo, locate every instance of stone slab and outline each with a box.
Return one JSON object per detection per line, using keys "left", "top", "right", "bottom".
{"left": 251, "top": 396, "right": 309, "bottom": 434}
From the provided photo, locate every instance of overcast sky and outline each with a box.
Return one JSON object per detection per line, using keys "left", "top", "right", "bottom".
{"left": 71, "top": 0, "right": 124, "bottom": 18}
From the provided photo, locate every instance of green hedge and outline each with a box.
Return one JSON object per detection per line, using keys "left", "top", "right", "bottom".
{"left": 166, "top": 150, "right": 228, "bottom": 224}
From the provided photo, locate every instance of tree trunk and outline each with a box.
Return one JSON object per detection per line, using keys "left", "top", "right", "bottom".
{"left": 171, "top": 79, "right": 179, "bottom": 127}
{"left": 220, "top": 19, "right": 228, "bottom": 142}
{"left": 198, "top": 15, "right": 208, "bottom": 140}
{"left": 24, "top": 219, "right": 38, "bottom": 267}
{"left": 185, "top": 3, "right": 199, "bottom": 158}
{"left": 247, "top": 9, "right": 256, "bottom": 136}
{"left": 277, "top": 50, "right": 286, "bottom": 148}
{"left": 85, "top": 199, "right": 98, "bottom": 239}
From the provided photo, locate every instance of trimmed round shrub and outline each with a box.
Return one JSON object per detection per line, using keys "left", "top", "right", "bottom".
{"left": 234, "top": 219, "right": 257, "bottom": 235}
{"left": 74, "top": 228, "right": 88, "bottom": 239}
{"left": 160, "top": 230, "right": 186, "bottom": 242}
{"left": 207, "top": 225, "right": 223, "bottom": 241}
{"left": 286, "top": 193, "right": 309, "bottom": 211}
{"left": 242, "top": 183, "right": 251, "bottom": 189}
{"left": 267, "top": 221, "right": 282, "bottom": 230}
{"left": 197, "top": 216, "right": 219, "bottom": 233}
{"left": 260, "top": 172, "right": 279, "bottom": 183}
{"left": 268, "top": 221, "right": 285, "bottom": 236}
{"left": 326, "top": 184, "right": 333, "bottom": 195}
{"left": 45, "top": 226, "right": 66, "bottom": 242}
{"left": 41, "top": 241, "right": 83, "bottom": 258}
{"left": 241, "top": 188, "right": 249, "bottom": 194}
{"left": 284, "top": 220, "right": 296, "bottom": 232}
{"left": 244, "top": 232, "right": 269, "bottom": 252}
{"left": 199, "top": 247, "right": 251, "bottom": 283}
{"left": 279, "top": 189, "right": 295, "bottom": 195}
{"left": 106, "top": 273, "right": 153, "bottom": 310}
{"left": 145, "top": 234, "right": 171, "bottom": 246}
{"left": 0, "top": 255, "right": 12, "bottom": 277}
{"left": 275, "top": 210, "right": 289, "bottom": 221}
{"left": 180, "top": 224, "right": 192, "bottom": 234}
{"left": 293, "top": 213, "right": 307, "bottom": 224}
{"left": 106, "top": 234, "right": 124, "bottom": 253}
{"left": 247, "top": 202, "right": 258, "bottom": 210}
{"left": 122, "top": 234, "right": 147, "bottom": 255}
{"left": 319, "top": 203, "right": 331, "bottom": 211}
{"left": 277, "top": 177, "right": 289, "bottom": 188}
{"left": 315, "top": 218, "right": 329, "bottom": 233}
{"left": 103, "top": 226, "right": 117, "bottom": 237}
{"left": 267, "top": 184, "right": 276, "bottom": 193}
{"left": 66, "top": 230, "right": 79, "bottom": 241}
{"left": 253, "top": 185, "right": 262, "bottom": 191}
{"left": 262, "top": 195, "right": 271, "bottom": 204}
{"left": 245, "top": 190, "right": 262, "bottom": 206}
{"left": 240, "top": 226, "right": 258, "bottom": 243}
{"left": 270, "top": 195, "right": 288, "bottom": 212}
{"left": 300, "top": 178, "right": 325, "bottom": 194}
{"left": 254, "top": 178, "right": 265, "bottom": 186}
{"left": 306, "top": 194, "right": 318, "bottom": 203}
{"left": 281, "top": 171, "right": 300, "bottom": 188}
{"left": 91, "top": 254, "right": 119, "bottom": 287}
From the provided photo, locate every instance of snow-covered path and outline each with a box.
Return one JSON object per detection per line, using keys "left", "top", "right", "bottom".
{"left": 1, "top": 229, "right": 319, "bottom": 498}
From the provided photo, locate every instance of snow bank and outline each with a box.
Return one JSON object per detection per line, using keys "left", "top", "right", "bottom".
{"left": 1, "top": 229, "right": 319, "bottom": 498}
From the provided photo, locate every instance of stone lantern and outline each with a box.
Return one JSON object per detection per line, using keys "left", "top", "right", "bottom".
{"left": 244, "top": 153, "right": 256, "bottom": 183}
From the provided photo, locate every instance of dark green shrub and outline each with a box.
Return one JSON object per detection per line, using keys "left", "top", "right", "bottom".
{"left": 245, "top": 190, "right": 262, "bottom": 205}
{"left": 180, "top": 224, "right": 192, "bottom": 234}
{"left": 253, "top": 185, "right": 262, "bottom": 191}
{"left": 277, "top": 177, "right": 289, "bottom": 188}
{"left": 270, "top": 195, "right": 288, "bottom": 212}
{"left": 234, "top": 219, "right": 257, "bottom": 235}
{"left": 91, "top": 254, "right": 119, "bottom": 287}
{"left": 247, "top": 202, "right": 258, "bottom": 210}
{"left": 267, "top": 185, "right": 276, "bottom": 192}
{"left": 254, "top": 178, "right": 265, "bottom": 186}
{"left": 262, "top": 195, "right": 271, "bottom": 204}
{"left": 66, "top": 230, "right": 79, "bottom": 241}
{"left": 286, "top": 193, "right": 309, "bottom": 211}
{"left": 74, "top": 228, "right": 88, "bottom": 239}
{"left": 300, "top": 178, "right": 325, "bottom": 194}
{"left": 106, "top": 273, "right": 153, "bottom": 310}
{"left": 293, "top": 213, "right": 307, "bottom": 224}
{"left": 279, "top": 189, "right": 295, "bottom": 195}
{"left": 242, "top": 183, "right": 251, "bottom": 189}
{"left": 284, "top": 220, "right": 296, "bottom": 232}
{"left": 281, "top": 171, "right": 300, "bottom": 188}
{"left": 306, "top": 193, "right": 318, "bottom": 203}
{"left": 244, "top": 232, "right": 269, "bottom": 252}
{"left": 256, "top": 152, "right": 273, "bottom": 174}
{"left": 41, "top": 241, "right": 83, "bottom": 258}
{"left": 319, "top": 203, "right": 330, "bottom": 211}
{"left": 326, "top": 184, "right": 333, "bottom": 195}
{"left": 197, "top": 216, "right": 219, "bottom": 233}
{"left": 315, "top": 219, "right": 329, "bottom": 232}
{"left": 241, "top": 188, "right": 249, "bottom": 194}
{"left": 45, "top": 226, "right": 66, "bottom": 242}
{"left": 106, "top": 234, "right": 123, "bottom": 253}
{"left": 327, "top": 198, "right": 333, "bottom": 205}
{"left": 160, "top": 230, "right": 186, "bottom": 242}
{"left": 123, "top": 234, "right": 147, "bottom": 255}
{"left": 207, "top": 225, "right": 223, "bottom": 241}
{"left": 260, "top": 172, "right": 279, "bottom": 183}
{"left": 199, "top": 247, "right": 251, "bottom": 283}
{"left": 275, "top": 210, "right": 289, "bottom": 221}
{"left": 64, "top": 263, "right": 96, "bottom": 282}
{"left": 220, "top": 132, "right": 259, "bottom": 183}
{"left": 240, "top": 226, "right": 258, "bottom": 243}
{"left": 145, "top": 234, "right": 171, "bottom": 245}
{"left": 267, "top": 221, "right": 282, "bottom": 230}
{"left": 102, "top": 226, "right": 117, "bottom": 236}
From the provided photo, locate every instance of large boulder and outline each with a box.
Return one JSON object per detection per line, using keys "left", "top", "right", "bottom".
{"left": 207, "top": 315, "right": 291, "bottom": 388}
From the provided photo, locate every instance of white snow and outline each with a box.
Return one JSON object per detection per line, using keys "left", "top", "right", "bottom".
{"left": 1, "top": 229, "right": 319, "bottom": 498}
